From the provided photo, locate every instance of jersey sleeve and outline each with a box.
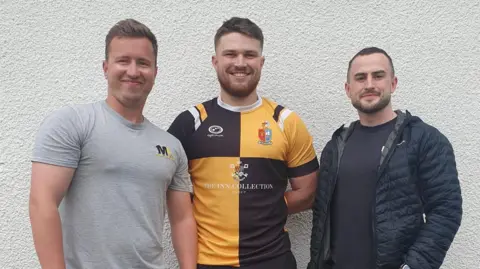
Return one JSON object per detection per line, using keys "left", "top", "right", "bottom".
{"left": 31, "top": 106, "right": 83, "bottom": 168}
{"left": 282, "top": 110, "right": 319, "bottom": 178}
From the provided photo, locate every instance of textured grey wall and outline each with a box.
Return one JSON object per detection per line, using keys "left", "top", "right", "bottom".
{"left": 1, "top": 1, "right": 479, "bottom": 268}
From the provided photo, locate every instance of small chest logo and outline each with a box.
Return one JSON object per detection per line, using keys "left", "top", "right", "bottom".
{"left": 258, "top": 121, "right": 272, "bottom": 145}
{"left": 156, "top": 145, "right": 174, "bottom": 160}
{"left": 230, "top": 161, "right": 249, "bottom": 181}
{"left": 208, "top": 125, "right": 224, "bottom": 138}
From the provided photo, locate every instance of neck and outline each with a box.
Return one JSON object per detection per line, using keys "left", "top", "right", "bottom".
{"left": 220, "top": 89, "right": 258, "bottom": 107}
{"left": 358, "top": 105, "right": 397, "bottom": 127}
{"left": 105, "top": 95, "right": 145, "bottom": 124}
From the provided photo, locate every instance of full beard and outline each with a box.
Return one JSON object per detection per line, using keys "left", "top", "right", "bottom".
{"left": 352, "top": 94, "right": 391, "bottom": 114}
{"left": 217, "top": 72, "right": 260, "bottom": 98}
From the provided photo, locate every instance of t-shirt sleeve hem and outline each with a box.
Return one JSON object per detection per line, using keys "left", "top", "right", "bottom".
{"left": 31, "top": 157, "right": 78, "bottom": 169}
{"left": 168, "top": 184, "right": 193, "bottom": 193}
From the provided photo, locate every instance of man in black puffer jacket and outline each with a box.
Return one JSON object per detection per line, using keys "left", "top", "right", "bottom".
{"left": 307, "top": 47, "right": 462, "bottom": 269}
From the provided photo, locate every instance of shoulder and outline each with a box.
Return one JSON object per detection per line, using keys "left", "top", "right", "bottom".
{"left": 405, "top": 113, "right": 453, "bottom": 154}
{"left": 172, "top": 98, "right": 217, "bottom": 125}
{"left": 38, "top": 102, "right": 98, "bottom": 131}
{"left": 261, "top": 97, "right": 301, "bottom": 126}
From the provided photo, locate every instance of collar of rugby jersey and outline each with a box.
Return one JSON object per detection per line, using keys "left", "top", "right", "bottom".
{"left": 217, "top": 93, "right": 263, "bottom": 113}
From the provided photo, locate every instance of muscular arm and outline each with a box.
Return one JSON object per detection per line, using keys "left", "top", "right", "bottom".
{"left": 29, "top": 162, "right": 74, "bottom": 269}
{"left": 285, "top": 170, "right": 318, "bottom": 214}
{"left": 167, "top": 190, "right": 197, "bottom": 269}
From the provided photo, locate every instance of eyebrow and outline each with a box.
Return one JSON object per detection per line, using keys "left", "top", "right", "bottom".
{"left": 354, "top": 70, "right": 386, "bottom": 77}
{"left": 222, "top": 49, "right": 259, "bottom": 55}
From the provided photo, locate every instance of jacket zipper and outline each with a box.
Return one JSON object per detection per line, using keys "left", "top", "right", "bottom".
{"left": 372, "top": 125, "right": 405, "bottom": 268}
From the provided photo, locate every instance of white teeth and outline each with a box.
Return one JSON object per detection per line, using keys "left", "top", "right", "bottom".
{"left": 232, "top": 73, "right": 247, "bottom": 77}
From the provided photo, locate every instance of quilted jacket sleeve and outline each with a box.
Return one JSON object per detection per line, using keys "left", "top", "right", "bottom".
{"left": 308, "top": 140, "right": 334, "bottom": 269}
{"left": 404, "top": 127, "right": 463, "bottom": 269}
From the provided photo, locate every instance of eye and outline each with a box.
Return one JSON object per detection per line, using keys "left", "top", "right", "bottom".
{"left": 117, "top": 58, "right": 129, "bottom": 64}
{"left": 373, "top": 73, "right": 385, "bottom": 79}
{"left": 355, "top": 75, "right": 366, "bottom": 81}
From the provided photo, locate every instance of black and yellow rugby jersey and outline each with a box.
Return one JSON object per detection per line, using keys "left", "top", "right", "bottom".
{"left": 167, "top": 96, "right": 319, "bottom": 267}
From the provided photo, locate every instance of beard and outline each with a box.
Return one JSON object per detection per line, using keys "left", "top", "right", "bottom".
{"left": 216, "top": 68, "right": 261, "bottom": 98}
{"left": 352, "top": 91, "right": 391, "bottom": 114}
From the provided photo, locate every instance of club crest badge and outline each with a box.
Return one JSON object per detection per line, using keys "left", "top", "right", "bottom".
{"left": 258, "top": 121, "right": 273, "bottom": 145}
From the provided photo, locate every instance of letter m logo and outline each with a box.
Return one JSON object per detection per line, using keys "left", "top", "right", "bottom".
{"left": 156, "top": 145, "right": 169, "bottom": 156}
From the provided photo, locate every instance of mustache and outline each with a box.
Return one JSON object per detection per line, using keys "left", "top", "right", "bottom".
{"left": 361, "top": 89, "right": 380, "bottom": 97}
{"left": 227, "top": 66, "right": 253, "bottom": 73}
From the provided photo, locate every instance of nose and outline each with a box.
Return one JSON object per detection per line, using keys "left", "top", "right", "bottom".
{"left": 365, "top": 74, "right": 374, "bottom": 89}
{"left": 234, "top": 55, "right": 247, "bottom": 67}
{"left": 126, "top": 62, "right": 140, "bottom": 77}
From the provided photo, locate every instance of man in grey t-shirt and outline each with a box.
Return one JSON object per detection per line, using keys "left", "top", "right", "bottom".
{"left": 29, "top": 19, "right": 197, "bottom": 269}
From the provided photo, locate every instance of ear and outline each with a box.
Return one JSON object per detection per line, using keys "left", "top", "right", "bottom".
{"left": 102, "top": 60, "right": 108, "bottom": 79}
{"left": 260, "top": 55, "right": 265, "bottom": 68}
{"left": 344, "top": 82, "right": 351, "bottom": 98}
{"left": 212, "top": 55, "right": 218, "bottom": 70}
{"left": 390, "top": 76, "right": 398, "bottom": 94}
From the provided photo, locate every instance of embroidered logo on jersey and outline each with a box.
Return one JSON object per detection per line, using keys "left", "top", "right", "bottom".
{"left": 207, "top": 125, "right": 224, "bottom": 138}
{"left": 155, "top": 145, "right": 174, "bottom": 160}
{"left": 258, "top": 121, "right": 273, "bottom": 145}
{"left": 230, "top": 161, "right": 249, "bottom": 181}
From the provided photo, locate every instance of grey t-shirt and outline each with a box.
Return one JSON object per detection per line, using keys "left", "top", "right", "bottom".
{"left": 31, "top": 100, "right": 192, "bottom": 269}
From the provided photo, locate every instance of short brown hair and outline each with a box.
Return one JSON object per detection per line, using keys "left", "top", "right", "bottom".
{"left": 214, "top": 17, "right": 264, "bottom": 51}
{"left": 105, "top": 19, "right": 158, "bottom": 64}
{"left": 347, "top": 47, "right": 395, "bottom": 81}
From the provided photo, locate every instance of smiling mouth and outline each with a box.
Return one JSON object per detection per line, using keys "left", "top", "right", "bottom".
{"left": 230, "top": 72, "right": 249, "bottom": 77}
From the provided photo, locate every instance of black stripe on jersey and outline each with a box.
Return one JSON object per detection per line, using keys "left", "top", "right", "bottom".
{"left": 238, "top": 157, "right": 290, "bottom": 265}
{"left": 272, "top": 105, "right": 284, "bottom": 122}
{"left": 186, "top": 100, "right": 241, "bottom": 159}
{"left": 287, "top": 157, "right": 320, "bottom": 178}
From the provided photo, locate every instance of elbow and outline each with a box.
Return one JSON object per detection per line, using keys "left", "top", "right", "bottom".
{"left": 29, "top": 193, "right": 59, "bottom": 221}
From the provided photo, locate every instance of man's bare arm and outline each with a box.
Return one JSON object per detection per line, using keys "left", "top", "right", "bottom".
{"left": 29, "top": 162, "right": 74, "bottom": 269}
{"left": 167, "top": 189, "right": 197, "bottom": 269}
{"left": 285, "top": 170, "right": 318, "bottom": 214}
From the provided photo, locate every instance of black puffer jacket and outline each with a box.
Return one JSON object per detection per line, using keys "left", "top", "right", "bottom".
{"left": 307, "top": 110, "right": 462, "bottom": 269}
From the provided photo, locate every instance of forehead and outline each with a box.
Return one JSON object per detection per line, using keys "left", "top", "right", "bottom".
{"left": 108, "top": 37, "right": 154, "bottom": 58}
{"left": 216, "top": 32, "right": 261, "bottom": 52}
{"left": 350, "top": 53, "right": 392, "bottom": 74}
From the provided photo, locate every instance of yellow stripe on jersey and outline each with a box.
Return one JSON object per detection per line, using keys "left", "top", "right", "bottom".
{"left": 196, "top": 103, "right": 208, "bottom": 122}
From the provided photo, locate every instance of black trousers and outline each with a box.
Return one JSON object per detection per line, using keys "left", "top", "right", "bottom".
{"left": 197, "top": 251, "right": 297, "bottom": 269}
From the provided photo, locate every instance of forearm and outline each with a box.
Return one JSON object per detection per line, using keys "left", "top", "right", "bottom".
{"left": 171, "top": 217, "right": 198, "bottom": 269}
{"left": 285, "top": 189, "right": 314, "bottom": 214}
{"left": 29, "top": 201, "right": 65, "bottom": 269}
